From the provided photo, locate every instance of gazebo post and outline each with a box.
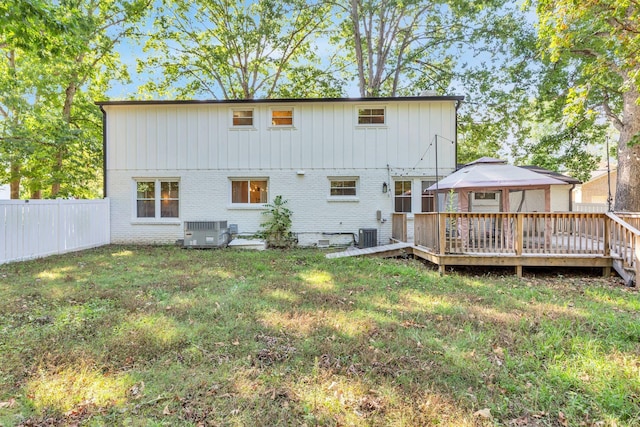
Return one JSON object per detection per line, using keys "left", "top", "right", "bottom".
{"left": 545, "top": 187, "right": 552, "bottom": 247}
{"left": 502, "top": 188, "right": 513, "bottom": 250}
{"left": 459, "top": 190, "right": 470, "bottom": 249}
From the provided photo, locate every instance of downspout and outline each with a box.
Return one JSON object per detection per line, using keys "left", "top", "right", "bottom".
{"left": 100, "top": 105, "right": 107, "bottom": 198}
{"left": 568, "top": 184, "right": 575, "bottom": 212}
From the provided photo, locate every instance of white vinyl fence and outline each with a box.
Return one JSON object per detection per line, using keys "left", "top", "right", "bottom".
{"left": 0, "top": 199, "right": 110, "bottom": 265}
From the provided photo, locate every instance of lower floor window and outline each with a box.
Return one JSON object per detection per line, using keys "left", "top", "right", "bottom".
{"left": 231, "top": 179, "right": 268, "bottom": 204}
{"left": 330, "top": 179, "right": 357, "bottom": 196}
{"left": 421, "top": 180, "right": 436, "bottom": 212}
{"left": 395, "top": 180, "right": 412, "bottom": 212}
{"left": 136, "top": 179, "right": 179, "bottom": 219}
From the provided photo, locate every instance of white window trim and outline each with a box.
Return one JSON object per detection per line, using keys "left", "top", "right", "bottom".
{"left": 356, "top": 105, "right": 387, "bottom": 127}
{"left": 131, "top": 178, "right": 181, "bottom": 224}
{"left": 230, "top": 107, "right": 256, "bottom": 130}
{"left": 228, "top": 177, "right": 269, "bottom": 208}
{"left": 327, "top": 176, "right": 359, "bottom": 202}
{"left": 269, "top": 106, "right": 295, "bottom": 129}
{"left": 394, "top": 179, "right": 413, "bottom": 213}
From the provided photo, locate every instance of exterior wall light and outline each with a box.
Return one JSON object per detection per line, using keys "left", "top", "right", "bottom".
{"left": 382, "top": 182, "right": 388, "bottom": 193}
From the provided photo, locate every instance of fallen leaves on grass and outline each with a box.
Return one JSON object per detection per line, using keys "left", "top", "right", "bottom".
{"left": 474, "top": 407, "right": 492, "bottom": 419}
{"left": 0, "top": 398, "right": 16, "bottom": 408}
{"left": 558, "top": 411, "right": 568, "bottom": 427}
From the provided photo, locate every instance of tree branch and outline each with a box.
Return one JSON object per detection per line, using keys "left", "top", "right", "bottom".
{"left": 602, "top": 93, "right": 624, "bottom": 131}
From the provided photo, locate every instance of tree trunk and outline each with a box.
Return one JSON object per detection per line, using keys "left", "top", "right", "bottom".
{"left": 51, "top": 81, "right": 77, "bottom": 197}
{"left": 10, "top": 163, "right": 20, "bottom": 199}
{"left": 51, "top": 150, "right": 63, "bottom": 197}
{"left": 614, "top": 87, "right": 640, "bottom": 212}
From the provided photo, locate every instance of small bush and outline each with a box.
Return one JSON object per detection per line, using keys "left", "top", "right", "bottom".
{"left": 259, "top": 195, "right": 296, "bottom": 248}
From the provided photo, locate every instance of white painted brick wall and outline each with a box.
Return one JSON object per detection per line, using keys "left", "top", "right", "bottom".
{"left": 109, "top": 169, "right": 409, "bottom": 246}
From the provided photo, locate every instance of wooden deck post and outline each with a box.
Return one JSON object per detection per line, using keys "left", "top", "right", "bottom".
{"left": 515, "top": 214, "right": 524, "bottom": 277}
{"left": 603, "top": 216, "right": 610, "bottom": 256}
{"left": 515, "top": 214, "right": 523, "bottom": 256}
{"left": 603, "top": 215, "right": 611, "bottom": 277}
{"left": 439, "top": 214, "right": 446, "bottom": 255}
{"left": 515, "top": 265, "right": 523, "bottom": 278}
{"left": 439, "top": 263, "right": 446, "bottom": 276}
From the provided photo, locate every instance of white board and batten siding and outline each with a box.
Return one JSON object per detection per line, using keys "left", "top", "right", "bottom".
{"left": 103, "top": 100, "right": 457, "bottom": 173}
{"left": 0, "top": 199, "right": 110, "bottom": 265}
{"left": 101, "top": 98, "right": 461, "bottom": 245}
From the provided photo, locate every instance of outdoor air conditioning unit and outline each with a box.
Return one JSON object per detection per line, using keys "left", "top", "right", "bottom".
{"left": 358, "top": 228, "right": 377, "bottom": 249}
{"left": 183, "top": 221, "right": 230, "bottom": 248}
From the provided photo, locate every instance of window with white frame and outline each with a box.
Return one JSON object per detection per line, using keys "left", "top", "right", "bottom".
{"left": 232, "top": 109, "right": 254, "bottom": 127}
{"left": 231, "top": 179, "right": 268, "bottom": 204}
{"left": 271, "top": 108, "right": 293, "bottom": 126}
{"left": 329, "top": 178, "right": 358, "bottom": 196}
{"left": 394, "top": 180, "right": 412, "bottom": 212}
{"left": 357, "top": 107, "right": 385, "bottom": 125}
{"left": 135, "top": 179, "right": 179, "bottom": 219}
{"left": 421, "top": 180, "right": 436, "bottom": 212}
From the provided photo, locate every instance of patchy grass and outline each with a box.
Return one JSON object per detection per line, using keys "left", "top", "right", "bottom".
{"left": 0, "top": 245, "right": 638, "bottom": 426}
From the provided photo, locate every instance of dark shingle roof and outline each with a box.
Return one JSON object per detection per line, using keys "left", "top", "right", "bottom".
{"left": 520, "top": 165, "right": 581, "bottom": 185}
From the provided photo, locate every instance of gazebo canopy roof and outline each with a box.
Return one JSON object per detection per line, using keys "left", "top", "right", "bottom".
{"left": 427, "top": 160, "right": 566, "bottom": 192}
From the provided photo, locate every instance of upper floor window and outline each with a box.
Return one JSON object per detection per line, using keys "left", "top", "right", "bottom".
{"left": 232, "top": 109, "right": 254, "bottom": 127}
{"left": 358, "top": 107, "right": 385, "bottom": 125}
{"left": 330, "top": 179, "right": 357, "bottom": 196}
{"left": 136, "top": 179, "right": 179, "bottom": 219}
{"left": 394, "top": 180, "right": 412, "bottom": 212}
{"left": 271, "top": 108, "right": 293, "bottom": 126}
{"left": 231, "top": 179, "right": 268, "bottom": 204}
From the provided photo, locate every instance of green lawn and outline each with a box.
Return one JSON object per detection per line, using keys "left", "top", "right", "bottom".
{"left": 0, "top": 245, "right": 638, "bottom": 426}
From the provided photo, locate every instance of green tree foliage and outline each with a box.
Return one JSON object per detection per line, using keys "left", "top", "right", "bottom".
{"left": 143, "top": 0, "right": 333, "bottom": 99}
{"left": 535, "top": 0, "right": 640, "bottom": 210}
{"left": 0, "top": 0, "right": 149, "bottom": 199}
{"left": 337, "top": 0, "right": 458, "bottom": 97}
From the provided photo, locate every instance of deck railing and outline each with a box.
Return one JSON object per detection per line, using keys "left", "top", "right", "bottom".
{"left": 391, "top": 213, "right": 407, "bottom": 242}
{"left": 413, "top": 212, "right": 610, "bottom": 255}
{"left": 607, "top": 213, "right": 640, "bottom": 283}
{"left": 617, "top": 213, "right": 640, "bottom": 231}
{"left": 402, "top": 211, "right": 637, "bottom": 282}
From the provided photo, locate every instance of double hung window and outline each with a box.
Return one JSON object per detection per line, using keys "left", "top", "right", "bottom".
{"left": 231, "top": 179, "right": 268, "bottom": 204}
{"left": 135, "top": 179, "right": 179, "bottom": 219}
{"left": 394, "top": 181, "right": 412, "bottom": 212}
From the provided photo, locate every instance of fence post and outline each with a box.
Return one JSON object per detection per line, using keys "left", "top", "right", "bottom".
{"left": 56, "top": 199, "right": 62, "bottom": 254}
{"left": 105, "top": 198, "right": 111, "bottom": 244}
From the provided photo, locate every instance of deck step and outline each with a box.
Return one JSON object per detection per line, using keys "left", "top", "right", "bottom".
{"left": 612, "top": 259, "right": 636, "bottom": 287}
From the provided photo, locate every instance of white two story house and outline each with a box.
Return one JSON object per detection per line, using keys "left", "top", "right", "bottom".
{"left": 97, "top": 96, "right": 462, "bottom": 246}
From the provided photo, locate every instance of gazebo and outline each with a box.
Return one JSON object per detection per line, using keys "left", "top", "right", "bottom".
{"left": 427, "top": 157, "right": 569, "bottom": 213}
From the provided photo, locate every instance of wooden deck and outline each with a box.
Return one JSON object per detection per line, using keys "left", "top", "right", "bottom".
{"left": 339, "top": 212, "right": 640, "bottom": 285}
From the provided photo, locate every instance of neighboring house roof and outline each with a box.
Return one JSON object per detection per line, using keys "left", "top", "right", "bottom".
{"left": 427, "top": 159, "right": 566, "bottom": 192}
{"left": 587, "top": 167, "right": 616, "bottom": 182}
{"left": 519, "top": 165, "right": 581, "bottom": 185}
{"left": 96, "top": 95, "right": 465, "bottom": 107}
